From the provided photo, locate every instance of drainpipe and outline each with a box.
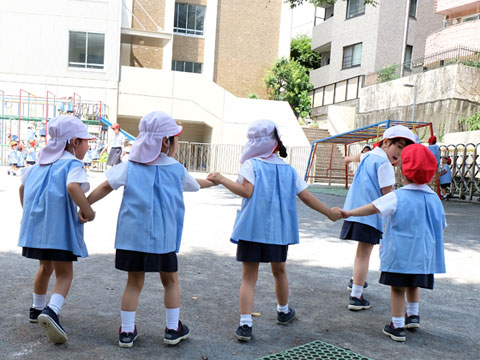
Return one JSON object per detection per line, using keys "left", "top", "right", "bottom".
{"left": 400, "top": 0, "right": 410, "bottom": 77}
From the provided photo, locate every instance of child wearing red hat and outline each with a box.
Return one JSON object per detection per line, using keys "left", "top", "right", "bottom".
{"left": 427, "top": 135, "right": 440, "bottom": 166}
{"left": 340, "top": 144, "right": 446, "bottom": 342}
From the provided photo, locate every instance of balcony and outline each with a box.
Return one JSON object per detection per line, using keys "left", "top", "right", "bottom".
{"left": 312, "top": 16, "right": 334, "bottom": 52}
{"left": 425, "top": 21, "right": 480, "bottom": 57}
{"left": 435, "top": 0, "right": 480, "bottom": 16}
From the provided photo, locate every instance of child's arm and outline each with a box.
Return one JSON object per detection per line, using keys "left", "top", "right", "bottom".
{"left": 381, "top": 185, "right": 393, "bottom": 195}
{"left": 440, "top": 169, "right": 447, "bottom": 176}
{"left": 196, "top": 178, "right": 216, "bottom": 189}
{"left": 87, "top": 180, "right": 114, "bottom": 205}
{"left": 345, "top": 153, "right": 361, "bottom": 165}
{"left": 297, "top": 190, "right": 342, "bottom": 221}
{"left": 341, "top": 203, "right": 379, "bottom": 219}
{"left": 67, "top": 183, "right": 96, "bottom": 222}
{"left": 207, "top": 172, "right": 253, "bottom": 198}
{"left": 19, "top": 184, "right": 24, "bottom": 207}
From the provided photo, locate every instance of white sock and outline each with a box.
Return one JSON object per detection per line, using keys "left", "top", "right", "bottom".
{"left": 392, "top": 316, "right": 405, "bottom": 329}
{"left": 350, "top": 284, "right": 363, "bottom": 299}
{"left": 33, "top": 293, "right": 47, "bottom": 310}
{"left": 406, "top": 302, "right": 419, "bottom": 317}
{"left": 166, "top": 308, "right": 180, "bottom": 330}
{"left": 48, "top": 293, "right": 64, "bottom": 315}
{"left": 121, "top": 311, "right": 136, "bottom": 333}
{"left": 240, "top": 314, "right": 252, "bottom": 327}
{"left": 277, "top": 304, "right": 289, "bottom": 314}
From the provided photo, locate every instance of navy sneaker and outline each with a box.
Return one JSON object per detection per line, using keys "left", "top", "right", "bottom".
{"left": 119, "top": 326, "right": 138, "bottom": 348}
{"left": 164, "top": 321, "right": 190, "bottom": 345}
{"left": 383, "top": 323, "right": 406, "bottom": 342}
{"left": 347, "top": 278, "right": 368, "bottom": 290}
{"left": 405, "top": 314, "right": 420, "bottom": 329}
{"left": 277, "top": 306, "right": 296, "bottom": 325}
{"left": 29, "top": 307, "right": 44, "bottom": 323}
{"left": 348, "top": 296, "right": 371, "bottom": 311}
{"left": 38, "top": 306, "right": 68, "bottom": 344}
{"left": 235, "top": 325, "right": 253, "bottom": 341}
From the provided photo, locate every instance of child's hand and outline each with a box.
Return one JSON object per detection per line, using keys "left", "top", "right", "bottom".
{"left": 207, "top": 172, "right": 224, "bottom": 185}
{"left": 344, "top": 156, "right": 353, "bottom": 165}
{"left": 79, "top": 208, "right": 96, "bottom": 222}
{"left": 78, "top": 210, "right": 88, "bottom": 223}
{"left": 339, "top": 209, "right": 350, "bottom": 218}
{"left": 328, "top": 207, "right": 343, "bottom": 222}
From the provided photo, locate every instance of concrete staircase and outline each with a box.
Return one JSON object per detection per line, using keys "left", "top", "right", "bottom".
{"left": 302, "top": 127, "right": 353, "bottom": 186}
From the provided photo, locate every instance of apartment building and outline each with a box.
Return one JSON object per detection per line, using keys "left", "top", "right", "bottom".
{"left": 424, "top": 0, "right": 480, "bottom": 56}
{"left": 309, "top": 0, "right": 443, "bottom": 120}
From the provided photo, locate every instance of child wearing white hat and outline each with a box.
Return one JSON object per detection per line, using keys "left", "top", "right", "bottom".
{"left": 18, "top": 115, "right": 96, "bottom": 344}
{"left": 86, "top": 110, "right": 213, "bottom": 348}
{"left": 340, "top": 125, "right": 416, "bottom": 311}
{"left": 207, "top": 119, "right": 342, "bottom": 342}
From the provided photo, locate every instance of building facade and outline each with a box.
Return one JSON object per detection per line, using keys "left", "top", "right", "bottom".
{"left": 309, "top": 0, "right": 443, "bottom": 120}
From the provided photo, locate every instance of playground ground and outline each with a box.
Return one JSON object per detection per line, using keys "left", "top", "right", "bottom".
{"left": 0, "top": 166, "right": 479, "bottom": 360}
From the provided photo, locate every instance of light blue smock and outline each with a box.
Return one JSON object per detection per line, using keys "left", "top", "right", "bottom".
{"left": 8, "top": 150, "right": 17, "bottom": 164}
{"left": 18, "top": 159, "right": 88, "bottom": 257}
{"left": 380, "top": 188, "right": 446, "bottom": 274}
{"left": 428, "top": 144, "right": 441, "bottom": 165}
{"left": 343, "top": 151, "right": 391, "bottom": 232}
{"left": 16, "top": 152, "right": 25, "bottom": 167}
{"left": 26, "top": 150, "right": 36, "bottom": 162}
{"left": 439, "top": 164, "right": 452, "bottom": 184}
{"left": 230, "top": 159, "right": 299, "bottom": 245}
{"left": 114, "top": 161, "right": 185, "bottom": 254}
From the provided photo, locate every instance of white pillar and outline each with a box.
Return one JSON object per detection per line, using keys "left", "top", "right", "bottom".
{"left": 203, "top": 0, "right": 218, "bottom": 80}
{"left": 162, "top": 0, "right": 175, "bottom": 70}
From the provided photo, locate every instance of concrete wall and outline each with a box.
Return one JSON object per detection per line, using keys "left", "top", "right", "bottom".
{"left": 356, "top": 64, "right": 480, "bottom": 135}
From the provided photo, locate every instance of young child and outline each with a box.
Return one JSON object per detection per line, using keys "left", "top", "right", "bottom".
{"left": 427, "top": 135, "right": 441, "bottom": 166}
{"left": 340, "top": 125, "right": 415, "bottom": 310}
{"left": 361, "top": 144, "right": 372, "bottom": 154}
{"left": 439, "top": 156, "right": 452, "bottom": 200}
{"left": 207, "top": 119, "right": 342, "bottom": 342}
{"left": 18, "top": 115, "right": 96, "bottom": 344}
{"left": 83, "top": 145, "right": 93, "bottom": 173}
{"left": 16, "top": 144, "right": 26, "bottom": 169}
{"left": 340, "top": 144, "right": 446, "bottom": 342}
{"left": 26, "top": 140, "right": 37, "bottom": 166}
{"left": 86, "top": 111, "right": 213, "bottom": 348}
{"left": 8, "top": 141, "right": 18, "bottom": 175}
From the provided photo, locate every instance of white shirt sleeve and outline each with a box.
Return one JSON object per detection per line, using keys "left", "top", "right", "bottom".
{"left": 237, "top": 160, "right": 255, "bottom": 185}
{"left": 295, "top": 172, "right": 308, "bottom": 194}
{"left": 105, "top": 161, "right": 128, "bottom": 190}
{"left": 20, "top": 166, "right": 32, "bottom": 185}
{"left": 372, "top": 191, "right": 397, "bottom": 218}
{"left": 67, "top": 166, "right": 90, "bottom": 193}
{"left": 183, "top": 168, "right": 200, "bottom": 192}
{"left": 377, "top": 161, "right": 395, "bottom": 188}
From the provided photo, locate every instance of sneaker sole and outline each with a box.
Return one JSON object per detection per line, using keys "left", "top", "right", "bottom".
{"left": 164, "top": 332, "right": 189, "bottom": 345}
{"left": 404, "top": 323, "right": 420, "bottom": 329}
{"left": 235, "top": 333, "right": 252, "bottom": 341}
{"left": 29, "top": 318, "right": 38, "bottom": 324}
{"left": 348, "top": 304, "right": 371, "bottom": 311}
{"left": 38, "top": 314, "right": 68, "bottom": 344}
{"left": 383, "top": 329, "right": 406, "bottom": 342}
{"left": 118, "top": 334, "right": 138, "bottom": 348}
{"left": 277, "top": 312, "right": 296, "bottom": 325}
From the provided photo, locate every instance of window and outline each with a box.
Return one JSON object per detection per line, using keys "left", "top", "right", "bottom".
{"left": 172, "top": 60, "right": 202, "bottom": 74}
{"left": 404, "top": 45, "right": 413, "bottom": 70}
{"left": 409, "top": 0, "right": 417, "bottom": 18}
{"left": 68, "top": 31, "right": 105, "bottom": 69}
{"left": 342, "top": 43, "right": 362, "bottom": 69}
{"left": 346, "top": 0, "right": 365, "bottom": 19}
{"left": 174, "top": 3, "right": 205, "bottom": 36}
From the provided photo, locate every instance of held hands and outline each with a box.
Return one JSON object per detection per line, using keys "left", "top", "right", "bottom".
{"left": 328, "top": 207, "right": 343, "bottom": 222}
{"left": 78, "top": 209, "right": 96, "bottom": 224}
{"left": 338, "top": 208, "right": 350, "bottom": 219}
{"left": 207, "top": 172, "right": 225, "bottom": 185}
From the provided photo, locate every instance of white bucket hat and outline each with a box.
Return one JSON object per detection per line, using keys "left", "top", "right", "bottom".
{"left": 240, "top": 119, "right": 279, "bottom": 164}
{"left": 38, "top": 115, "right": 95, "bottom": 165}
{"left": 128, "top": 111, "right": 183, "bottom": 164}
{"left": 382, "top": 125, "right": 416, "bottom": 145}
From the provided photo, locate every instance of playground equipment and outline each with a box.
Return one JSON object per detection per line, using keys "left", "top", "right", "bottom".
{"left": 304, "top": 120, "right": 438, "bottom": 193}
{"left": 0, "top": 89, "right": 134, "bottom": 164}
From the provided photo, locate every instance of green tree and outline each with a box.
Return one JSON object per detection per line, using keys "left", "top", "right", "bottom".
{"left": 286, "top": 0, "right": 377, "bottom": 8}
{"left": 378, "top": 63, "right": 399, "bottom": 83}
{"left": 264, "top": 57, "right": 314, "bottom": 119}
{"left": 290, "top": 34, "right": 322, "bottom": 71}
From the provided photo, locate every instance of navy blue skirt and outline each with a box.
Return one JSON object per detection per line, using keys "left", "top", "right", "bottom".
{"left": 236, "top": 240, "right": 288, "bottom": 263}
{"left": 340, "top": 220, "right": 382, "bottom": 245}
{"left": 115, "top": 249, "right": 178, "bottom": 273}
{"left": 379, "top": 272, "right": 434, "bottom": 290}
{"left": 22, "top": 247, "right": 78, "bottom": 261}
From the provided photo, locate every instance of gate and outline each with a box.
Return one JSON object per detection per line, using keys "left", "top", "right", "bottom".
{"left": 176, "top": 141, "right": 211, "bottom": 172}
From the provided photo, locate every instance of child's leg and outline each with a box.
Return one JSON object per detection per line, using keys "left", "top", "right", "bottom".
{"left": 46, "top": 261, "right": 73, "bottom": 314}
{"left": 390, "top": 286, "right": 406, "bottom": 328}
{"left": 351, "top": 242, "right": 374, "bottom": 298}
{"left": 240, "top": 262, "right": 259, "bottom": 317}
{"left": 271, "top": 262, "right": 288, "bottom": 308}
{"left": 33, "top": 260, "right": 54, "bottom": 309}
{"left": 120, "top": 272, "right": 145, "bottom": 333}
{"left": 160, "top": 271, "right": 180, "bottom": 330}
{"left": 405, "top": 287, "right": 420, "bottom": 328}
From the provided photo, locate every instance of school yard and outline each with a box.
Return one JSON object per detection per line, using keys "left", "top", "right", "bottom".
{"left": 0, "top": 167, "right": 479, "bottom": 360}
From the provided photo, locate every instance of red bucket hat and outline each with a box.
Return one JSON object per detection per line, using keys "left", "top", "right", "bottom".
{"left": 428, "top": 136, "right": 437, "bottom": 144}
{"left": 401, "top": 144, "right": 437, "bottom": 184}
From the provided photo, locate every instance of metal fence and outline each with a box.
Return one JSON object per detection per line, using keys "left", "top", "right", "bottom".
{"left": 440, "top": 143, "right": 480, "bottom": 201}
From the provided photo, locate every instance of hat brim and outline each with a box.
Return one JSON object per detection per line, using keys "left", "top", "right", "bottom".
{"left": 38, "top": 140, "right": 67, "bottom": 165}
